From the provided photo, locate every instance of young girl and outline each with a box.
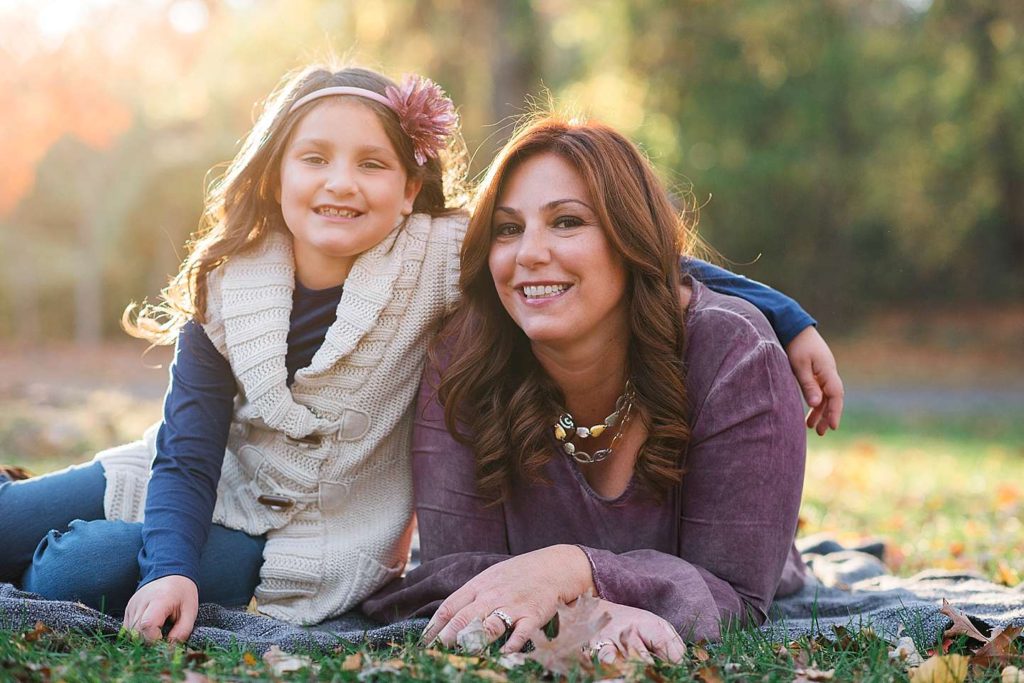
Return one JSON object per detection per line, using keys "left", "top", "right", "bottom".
{"left": 0, "top": 64, "right": 841, "bottom": 643}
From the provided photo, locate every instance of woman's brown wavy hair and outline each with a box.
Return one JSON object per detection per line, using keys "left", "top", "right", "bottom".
{"left": 124, "top": 64, "right": 468, "bottom": 344}
{"left": 436, "top": 114, "right": 692, "bottom": 503}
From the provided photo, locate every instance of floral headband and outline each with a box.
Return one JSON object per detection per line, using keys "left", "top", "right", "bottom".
{"left": 288, "top": 75, "right": 457, "bottom": 166}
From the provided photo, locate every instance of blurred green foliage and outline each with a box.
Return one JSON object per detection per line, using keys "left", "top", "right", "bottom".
{"left": 1, "top": 0, "right": 1021, "bottom": 341}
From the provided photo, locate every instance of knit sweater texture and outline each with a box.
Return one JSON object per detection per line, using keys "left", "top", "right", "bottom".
{"left": 95, "top": 213, "right": 465, "bottom": 623}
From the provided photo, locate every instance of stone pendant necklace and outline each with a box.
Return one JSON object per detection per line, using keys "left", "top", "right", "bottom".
{"left": 553, "top": 380, "right": 635, "bottom": 464}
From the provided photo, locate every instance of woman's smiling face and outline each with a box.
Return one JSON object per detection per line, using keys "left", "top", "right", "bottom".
{"left": 487, "top": 152, "right": 630, "bottom": 352}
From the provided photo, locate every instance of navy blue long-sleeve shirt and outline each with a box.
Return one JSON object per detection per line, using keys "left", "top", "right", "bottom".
{"left": 138, "top": 261, "right": 814, "bottom": 589}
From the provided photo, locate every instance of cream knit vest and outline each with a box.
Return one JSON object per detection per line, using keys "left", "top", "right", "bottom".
{"left": 96, "top": 213, "right": 465, "bottom": 624}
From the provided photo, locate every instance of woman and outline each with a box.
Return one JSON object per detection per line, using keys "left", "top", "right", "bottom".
{"left": 363, "top": 115, "right": 807, "bottom": 661}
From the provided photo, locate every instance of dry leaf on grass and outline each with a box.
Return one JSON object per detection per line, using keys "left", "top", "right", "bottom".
{"left": 890, "top": 635, "right": 925, "bottom": 667}
{"left": 694, "top": 664, "right": 725, "bottom": 683}
{"left": 939, "top": 599, "right": 988, "bottom": 643}
{"left": 245, "top": 596, "right": 260, "bottom": 615}
{"left": 527, "top": 592, "right": 612, "bottom": 676}
{"left": 456, "top": 617, "right": 490, "bottom": 653}
{"left": 341, "top": 653, "right": 363, "bottom": 671}
{"left": 972, "top": 626, "right": 1024, "bottom": 668}
{"left": 241, "top": 652, "right": 258, "bottom": 667}
{"left": 23, "top": 621, "right": 51, "bottom": 642}
{"left": 911, "top": 654, "right": 969, "bottom": 683}
{"left": 794, "top": 667, "right": 836, "bottom": 682}
{"left": 262, "top": 645, "right": 317, "bottom": 675}
{"left": 1003, "top": 665, "right": 1024, "bottom": 682}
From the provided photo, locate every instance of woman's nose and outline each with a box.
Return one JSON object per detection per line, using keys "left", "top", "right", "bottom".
{"left": 515, "top": 224, "right": 551, "bottom": 267}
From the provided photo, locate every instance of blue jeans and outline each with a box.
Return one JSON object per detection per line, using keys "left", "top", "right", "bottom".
{"left": 0, "top": 461, "right": 264, "bottom": 613}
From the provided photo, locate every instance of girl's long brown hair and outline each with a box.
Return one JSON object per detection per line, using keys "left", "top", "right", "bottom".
{"left": 125, "top": 64, "right": 467, "bottom": 344}
{"left": 436, "top": 115, "right": 692, "bottom": 502}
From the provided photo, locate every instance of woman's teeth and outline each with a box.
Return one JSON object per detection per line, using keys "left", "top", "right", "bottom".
{"left": 522, "top": 284, "right": 569, "bottom": 299}
{"left": 316, "top": 207, "right": 360, "bottom": 218}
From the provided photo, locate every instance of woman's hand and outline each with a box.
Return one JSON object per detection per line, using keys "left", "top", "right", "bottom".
{"left": 422, "top": 544, "right": 593, "bottom": 654}
{"left": 588, "top": 599, "right": 686, "bottom": 664}
{"left": 123, "top": 574, "right": 199, "bottom": 643}
{"left": 785, "top": 326, "right": 845, "bottom": 435}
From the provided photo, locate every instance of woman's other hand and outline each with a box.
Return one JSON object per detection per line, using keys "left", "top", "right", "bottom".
{"left": 785, "top": 326, "right": 844, "bottom": 435}
{"left": 422, "top": 544, "right": 593, "bottom": 654}
{"left": 589, "top": 599, "right": 686, "bottom": 664}
{"left": 123, "top": 574, "right": 199, "bottom": 643}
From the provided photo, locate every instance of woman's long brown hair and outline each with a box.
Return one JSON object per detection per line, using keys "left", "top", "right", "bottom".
{"left": 124, "top": 64, "right": 467, "bottom": 344}
{"left": 436, "top": 115, "right": 692, "bottom": 502}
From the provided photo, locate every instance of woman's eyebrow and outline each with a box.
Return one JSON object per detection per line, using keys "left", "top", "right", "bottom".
{"left": 494, "top": 199, "right": 593, "bottom": 216}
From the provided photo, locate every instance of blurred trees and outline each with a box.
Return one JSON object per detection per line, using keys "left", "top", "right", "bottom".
{"left": 0, "top": 0, "right": 1020, "bottom": 340}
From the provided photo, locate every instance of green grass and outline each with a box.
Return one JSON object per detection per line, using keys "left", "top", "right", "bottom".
{"left": 3, "top": 387, "right": 1022, "bottom": 680}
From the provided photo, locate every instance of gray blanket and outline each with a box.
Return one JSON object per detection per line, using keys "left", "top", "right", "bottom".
{"left": 2, "top": 551, "right": 1022, "bottom": 653}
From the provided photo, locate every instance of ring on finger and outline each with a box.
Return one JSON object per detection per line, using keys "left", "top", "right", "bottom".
{"left": 488, "top": 609, "right": 514, "bottom": 632}
{"left": 591, "top": 639, "right": 614, "bottom": 653}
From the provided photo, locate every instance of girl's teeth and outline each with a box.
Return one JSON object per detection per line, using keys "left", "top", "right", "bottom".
{"left": 523, "top": 284, "right": 568, "bottom": 299}
{"left": 318, "top": 207, "right": 359, "bottom": 217}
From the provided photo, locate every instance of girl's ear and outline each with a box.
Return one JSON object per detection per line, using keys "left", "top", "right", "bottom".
{"left": 402, "top": 175, "right": 424, "bottom": 216}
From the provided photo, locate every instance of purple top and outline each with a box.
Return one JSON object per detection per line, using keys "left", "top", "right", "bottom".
{"left": 363, "top": 279, "right": 808, "bottom": 640}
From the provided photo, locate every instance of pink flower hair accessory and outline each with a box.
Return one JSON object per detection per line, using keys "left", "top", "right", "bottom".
{"left": 384, "top": 75, "right": 458, "bottom": 166}
{"left": 287, "top": 74, "right": 457, "bottom": 167}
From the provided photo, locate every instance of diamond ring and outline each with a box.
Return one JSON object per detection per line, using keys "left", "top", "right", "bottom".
{"left": 488, "top": 609, "right": 514, "bottom": 632}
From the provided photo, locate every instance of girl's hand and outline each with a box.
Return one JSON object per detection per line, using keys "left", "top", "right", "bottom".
{"left": 422, "top": 545, "right": 593, "bottom": 654}
{"left": 785, "top": 326, "right": 845, "bottom": 435}
{"left": 588, "top": 599, "right": 686, "bottom": 664}
{"left": 123, "top": 575, "right": 199, "bottom": 643}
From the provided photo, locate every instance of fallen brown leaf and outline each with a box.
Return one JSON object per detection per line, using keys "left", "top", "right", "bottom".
{"left": 262, "top": 645, "right": 317, "bottom": 675}
{"left": 456, "top": 617, "right": 489, "bottom": 653}
{"left": 939, "top": 599, "right": 988, "bottom": 643}
{"left": 474, "top": 670, "right": 509, "bottom": 682}
{"left": 1003, "top": 665, "right": 1024, "bottom": 682}
{"left": 23, "top": 621, "right": 50, "bottom": 642}
{"left": 527, "top": 592, "right": 612, "bottom": 676}
{"left": 695, "top": 664, "right": 725, "bottom": 683}
{"left": 794, "top": 666, "right": 835, "bottom": 682}
{"left": 972, "top": 626, "right": 1024, "bottom": 669}
{"left": 241, "top": 652, "right": 258, "bottom": 667}
{"left": 691, "top": 644, "right": 710, "bottom": 662}
{"left": 341, "top": 652, "right": 363, "bottom": 671}
{"left": 911, "top": 654, "right": 969, "bottom": 683}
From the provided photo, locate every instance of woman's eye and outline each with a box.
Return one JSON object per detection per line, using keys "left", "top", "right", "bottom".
{"left": 553, "top": 215, "right": 584, "bottom": 229}
{"left": 494, "top": 222, "right": 522, "bottom": 237}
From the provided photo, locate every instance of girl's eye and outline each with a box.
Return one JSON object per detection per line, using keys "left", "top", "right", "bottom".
{"left": 553, "top": 215, "right": 584, "bottom": 229}
{"left": 301, "top": 154, "right": 327, "bottom": 165}
{"left": 360, "top": 160, "right": 387, "bottom": 170}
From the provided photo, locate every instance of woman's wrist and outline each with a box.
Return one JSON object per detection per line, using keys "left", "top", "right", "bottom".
{"left": 550, "top": 543, "right": 595, "bottom": 600}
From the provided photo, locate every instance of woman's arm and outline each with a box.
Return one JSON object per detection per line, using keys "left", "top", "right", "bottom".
{"left": 125, "top": 321, "right": 236, "bottom": 641}
{"left": 578, "top": 322, "right": 806, "bottom": 639}
{"left": 686, "top": 258, "right": 844, "bottom": 434}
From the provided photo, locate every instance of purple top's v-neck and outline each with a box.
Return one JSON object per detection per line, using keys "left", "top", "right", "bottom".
{"left": 363, "top": 279, "right": 808, "bottom": 641}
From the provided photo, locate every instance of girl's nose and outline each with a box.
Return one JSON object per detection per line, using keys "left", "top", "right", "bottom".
{"left": 324, "top": 164, "right": 357, "bottom": 195}
{"left": 515, "top": 223, "right": 551, "bottom": 268}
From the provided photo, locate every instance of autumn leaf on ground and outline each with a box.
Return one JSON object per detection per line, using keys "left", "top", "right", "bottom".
{"left": 911, "top": 654, "right": 969, "bottom": 683}
{"left": 456, "top": 617, "right": 489, "bottom": 653}
{"left": 793, "top": 667, "right": 835, "bottom": 682}
{"left": 890, "top": 635, "right": 925, "bottom": 667}
{"left": 971, "top": 626, "right": 1024, "bottom": 669}
{"left": 23, "top": 621, "right": 50, "bottom": 642}
{"left": 940, "top": 599, "right": 988, "bottom": 643}
{"left": 527, "top": 592, "right": 612, "bottom": 676}
{"left": 336, "top": 652, "right": 363, "bottom": 670}
{"left": 245, "top": 596, "right": 260, "bottom": 615}
{"left": 1003, "top": 665, "right": 1024, "bottom": 682}
{"left": 695, "top": 664, "right": 725, "bottom": 683}
{"left": 241, "top": 652, "right": 258, "bottom": 667}
{"left": 262, "top": 645, "right": 317, "bottom": 675}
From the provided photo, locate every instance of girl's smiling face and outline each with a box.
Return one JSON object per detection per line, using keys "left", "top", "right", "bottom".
{"left": 487, "top": 152, "right": 630, "bottom": 353}
{"left": 277, "top": 99, "right": 422, "bottom": 288}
